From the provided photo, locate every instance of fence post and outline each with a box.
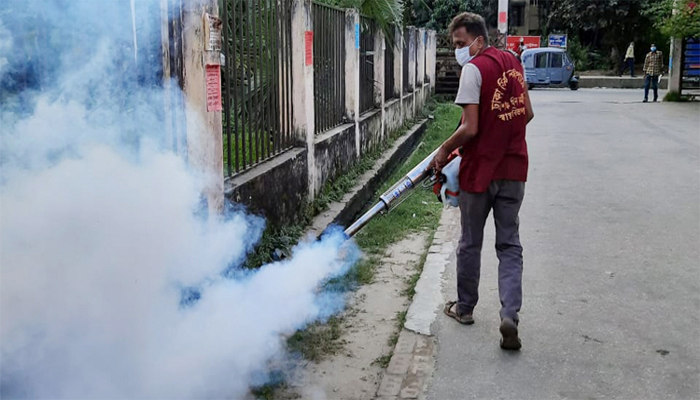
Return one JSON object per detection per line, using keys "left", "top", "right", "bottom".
{"left": 290, "top": 0, "right": 316, "bottom": 199}
{"left": 394, "top": 27, "right": 403, "bottom": 122}
{"left": 375, "top": 29, "right": 386, "bottom": 140}
{"left": 417, "top": 28, "right": 425, "bottom": 88}
{"left": 180, "top": 0, "right": 224, "bottom": 213}
{"left": 344, "top": 9, "right": 361, "bottom": 157}
{"left": 408, "top": 26, "right": 417, "bottom": 118}
{"left": 427, "top": 30, "right": 436, "bottom": 93}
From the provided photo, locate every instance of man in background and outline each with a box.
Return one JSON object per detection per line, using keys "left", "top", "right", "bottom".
{"left": 434, "top": 12, "right": 534, "bottom": 351}
{"left": 643, "top": 43, "right": 664, "bottom": 102}
{"left": 620, "top": 42, "right": 635, "bottom": 77}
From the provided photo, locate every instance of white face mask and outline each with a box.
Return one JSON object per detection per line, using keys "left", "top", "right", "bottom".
{"left": 455, "top": 38, "right": 480, "bottom": 66}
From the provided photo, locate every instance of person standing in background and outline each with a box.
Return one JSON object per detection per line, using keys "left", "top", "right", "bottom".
{"left": 620, "top": 42, "right": 635, "bottom": 77}
{"left": 643, "top": 44, "right": 664, "bottom": 102}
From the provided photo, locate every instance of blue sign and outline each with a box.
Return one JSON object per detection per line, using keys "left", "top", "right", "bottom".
{"left": 548, "top": 34, "right": 567, "bottom": 48}
{"left": 355, "top": 23, "right": 360, "bottom": 49}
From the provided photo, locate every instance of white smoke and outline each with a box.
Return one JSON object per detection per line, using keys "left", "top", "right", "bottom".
{"left": 0, "top": 0, "right": 356, "bottom": 398}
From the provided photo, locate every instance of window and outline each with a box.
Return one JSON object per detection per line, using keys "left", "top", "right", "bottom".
{"left": 550, "top": 53, "right": 563, "bottom": 68}
{"left": 535, "top": 53, "right": 547, "bottom": 68}
{"left": 511, "top": 4, "right": 525, "bottom": 27}
{"left": 563, "top": 53, "right": 571, "bottom": 65}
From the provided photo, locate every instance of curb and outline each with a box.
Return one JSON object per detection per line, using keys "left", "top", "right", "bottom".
{"left": 375, "top": 207, "right": 460, "bottom": 400}
{"left": 309, "top": 119, "right": 430, "bottom": 235}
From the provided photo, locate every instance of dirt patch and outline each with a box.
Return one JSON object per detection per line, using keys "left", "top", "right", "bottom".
{"left": 277, "top": 233, "right": 429, "bottom": 400}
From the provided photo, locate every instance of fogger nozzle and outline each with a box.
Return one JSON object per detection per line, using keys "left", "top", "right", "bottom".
{"left": 343, "top": 149, "right": 438, "bottom": 238}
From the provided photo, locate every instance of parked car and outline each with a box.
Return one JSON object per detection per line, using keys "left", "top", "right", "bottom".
{"left": 521, "top": 47, "right": 579, "bottom": 90}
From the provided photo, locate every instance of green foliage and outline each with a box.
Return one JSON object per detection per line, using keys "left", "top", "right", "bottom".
{"left": 645, "top": 0, "right": 700, "bottom": 38}
{"left": 287, "top": 315, "right": 346, "bottom": 362}
{"left": 434, "top": 0, "right": 484, "bottom": 33}
{"left": 548, "top": 0, "right": 671, "bottom": 71}
{"left": 663, "top": 90, "right": 695, "bottom": 102}
{"left": 316, "top": 0, "right": 403, "bottom": 42}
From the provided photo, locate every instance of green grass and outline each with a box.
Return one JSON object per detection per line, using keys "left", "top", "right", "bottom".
{"left": 242, "top": 101, "right": 461, "bottom": 389}
{"left": 353, "top": 102, "right": 461, "bottom": 257}
{"left": 286, "top": 315, "right": 346, "bottom": 363}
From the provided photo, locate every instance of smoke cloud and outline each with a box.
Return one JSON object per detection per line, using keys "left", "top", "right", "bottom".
{"left": 0, "top": 1, "right": 356, "bottom": 398}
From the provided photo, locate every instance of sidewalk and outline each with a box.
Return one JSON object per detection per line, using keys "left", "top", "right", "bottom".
{"left": 578, "top": 75, "right": 668, "bottom": 89}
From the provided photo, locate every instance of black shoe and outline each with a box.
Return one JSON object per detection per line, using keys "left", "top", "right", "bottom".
{"left": 653, "top": 99, "right": 658, "bottom": 102}
{"left": 499, "top": 318, "right": 522, "bottom": 350}
{"left": 643, "top": 99, "right": 648, "bottom": 103}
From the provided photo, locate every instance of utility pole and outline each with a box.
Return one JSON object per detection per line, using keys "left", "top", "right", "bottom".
{"left": 497, "top": 0, "right": 508, "bottom": 49}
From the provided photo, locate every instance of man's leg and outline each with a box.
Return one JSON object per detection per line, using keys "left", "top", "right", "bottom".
{"left": 455, "top": 189, "right": 493, "bottom": 316}
{"left": 492, "top": 180, "right": 525, "bottom": 323}
{"left": 620, "top": 59, "right": 628, "bottom": 75}
{"left": 644, "top": 75, "right": 650, "bottom": 101}
{"left": 652, "top": 75, "right": 659, "bottom": 101}
{"left": 631, "top": 59, "right": 636, "bottom": 77}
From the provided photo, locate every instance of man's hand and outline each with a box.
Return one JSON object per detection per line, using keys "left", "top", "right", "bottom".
{"left": 432, "top": 146, "right": 449, "bottom": 172}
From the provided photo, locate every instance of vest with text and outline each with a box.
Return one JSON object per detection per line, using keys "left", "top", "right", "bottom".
{"left": 459, "top": 46, "right": 529, "bottom": 193}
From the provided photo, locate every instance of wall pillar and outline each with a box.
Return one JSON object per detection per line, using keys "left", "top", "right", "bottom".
{"left": 344, "top": 9, "right": 361, "bottom": 157}
{"left": 394, "top": 26, "right": 404, "bottom": 125}
{"left": 427, "top": 30, "right": 437, "bottom": 93}
{"left": 375, "top": 29, "right": 386, "bottom": 140}
{"left": 417, "top": 28, "right": 426, "bottom": 87}
{"left": 181, "top": 0, "right": 224, "bottom": 213}
{"left": 290, "top": 0, "right": 316, "bottom": 198}
{"left": 669, "top": 37, "right": 683, "bottom": 93}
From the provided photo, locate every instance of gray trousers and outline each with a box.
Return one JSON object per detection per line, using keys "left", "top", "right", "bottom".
{"left": 456, "top": 180, "right": 525, "bottom": 322}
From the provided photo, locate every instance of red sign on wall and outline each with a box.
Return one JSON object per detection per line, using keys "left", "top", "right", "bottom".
{"left": 205, "top": 65, "right": 222, "bottom": 112}
{"left": 305, "top": 31, "right": 314, "bottom": 66}
{"left": 506, "top": 36, "right": 541, "bottom": 54}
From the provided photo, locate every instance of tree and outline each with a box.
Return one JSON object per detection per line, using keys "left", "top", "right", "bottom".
{"left": 548, "top": 0, "right": 668, "bottom": 70}
{"left": 646, "top": 0, "right": 700, "bottom": 38}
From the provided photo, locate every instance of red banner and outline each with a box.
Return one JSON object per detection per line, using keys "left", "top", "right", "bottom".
{"left": 305, "top": 31, "right": 314, "bottom": 66}
{"left": 205, "top": 65, "right": 222, "bottom": 112}
{"left": 506, "top": 36, "right": 540, "bottom": 55}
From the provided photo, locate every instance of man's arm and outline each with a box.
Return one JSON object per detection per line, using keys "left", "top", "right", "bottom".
{"left": 523, "top": 85, "right": 534, "bottom": 124}
{"left": 643, "top": 53, "right": 650, "bottom": 75}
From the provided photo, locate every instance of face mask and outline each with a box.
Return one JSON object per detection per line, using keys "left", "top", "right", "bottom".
{"left": 651, "top": 46, "right": 657, "bottom": 52}
{"left": 455, "top": 38, "right": 480, "bottom": 66}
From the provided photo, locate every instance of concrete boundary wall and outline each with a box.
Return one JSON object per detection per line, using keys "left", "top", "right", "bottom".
{"left": 220, "top": 0, "right": 436, "bottom": 225}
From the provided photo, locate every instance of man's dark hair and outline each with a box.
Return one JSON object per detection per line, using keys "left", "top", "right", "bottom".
{"left": 448, "top": 12, "right": 489, "bottom": 43}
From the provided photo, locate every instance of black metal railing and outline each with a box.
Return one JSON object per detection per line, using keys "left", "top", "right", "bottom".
{"left": 360, "top": 16, "right": 377, "bottom": 114}
{"left": 385, "top": 31, "right": 395, "bottom": 100}
{"left": 313, "top": 2, "right": 346, "bottom": 134}
{"left": 402, "top": 28, "right": 410, "bottom": 93}
{"left": 221, "top": 0, "right": 294, "bottom": 176}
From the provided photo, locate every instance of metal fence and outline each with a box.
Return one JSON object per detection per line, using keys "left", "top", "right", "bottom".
{"left": 384, "top": 30, "right": 395, "bottom": 100}
{"left": 402, "top": 28, "right": 410, "bottom": 93}
{"left": 313, "top": 2, "right": 346, "bottom": 134}
{"left": 359, "top": 17, "right": 377, "bottom": 114}
{"left": 221, "top": 0, "right": 294, "bottom": 176}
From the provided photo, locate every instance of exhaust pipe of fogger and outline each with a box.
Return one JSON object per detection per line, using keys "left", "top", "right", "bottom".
{"left": 343, "top": 149, "right": 438, "bottom": 238}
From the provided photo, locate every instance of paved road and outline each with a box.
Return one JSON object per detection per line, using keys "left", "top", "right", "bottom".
{"left": 426, "top": 89, "right": 700, "bottom": 400}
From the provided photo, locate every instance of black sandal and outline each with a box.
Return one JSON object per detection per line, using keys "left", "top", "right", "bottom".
{"left": 443, "top": 301, "right": 474, "bottom": 325}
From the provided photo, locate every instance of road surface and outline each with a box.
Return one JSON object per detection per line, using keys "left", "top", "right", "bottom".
{"left": 426, "top": 89, "right": 700, "bottom": 400}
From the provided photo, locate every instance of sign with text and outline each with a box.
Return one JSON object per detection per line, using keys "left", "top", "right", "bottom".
{"left": 204, "top": 13, "right": 222, "bottom": 52}
{"left": 548, "top": 34, "right": 567, "bottom": 49}
{"left": 205, "top": 65, "right": 222, "bottom": 112}
{"left": 506, "top": 36, "right": 540, "bottom": 54}
{"left": 305, "top": 31, "right": 313, "bottom": 66}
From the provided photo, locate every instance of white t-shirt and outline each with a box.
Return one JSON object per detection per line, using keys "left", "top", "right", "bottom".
{"left": 455, "top": 63, "right": 482, "bottom": 105}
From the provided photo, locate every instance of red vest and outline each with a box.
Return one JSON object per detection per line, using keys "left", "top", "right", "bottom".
{"left": 459, "top": 47, "right": 529, "bottom": 193}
